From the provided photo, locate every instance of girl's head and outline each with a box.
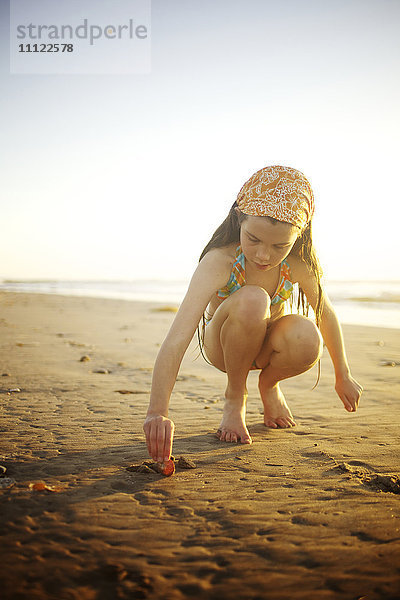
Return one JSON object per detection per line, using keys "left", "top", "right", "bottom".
{"left": 200, "top": 165, "right": 316, "bottom": 262}
{"left": 236, "top": 165, "right": 315, "bottom": 231}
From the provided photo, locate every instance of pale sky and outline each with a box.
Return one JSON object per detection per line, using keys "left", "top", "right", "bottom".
{"left": 1, "top": 0, "right": 399, "bottom": 281}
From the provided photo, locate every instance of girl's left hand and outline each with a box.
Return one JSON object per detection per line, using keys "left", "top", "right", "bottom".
{"left": 335, "top": 374, "right": 363, "bottom": 412}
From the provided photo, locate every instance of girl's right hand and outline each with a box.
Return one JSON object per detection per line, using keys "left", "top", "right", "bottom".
{"left": 143, "top": 415, "right": 175, "bottom": 462}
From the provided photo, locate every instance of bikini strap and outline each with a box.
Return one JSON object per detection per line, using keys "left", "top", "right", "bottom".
{"left": 217, "top": 245, "right": 245, "bottom": 299}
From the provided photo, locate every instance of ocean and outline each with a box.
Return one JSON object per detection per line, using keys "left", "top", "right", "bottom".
{"left": 1, "top": 279, "right": 400, "bottom": 330}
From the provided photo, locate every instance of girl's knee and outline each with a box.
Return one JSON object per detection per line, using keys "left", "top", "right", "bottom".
{"left": 279, "top": 315, "right": 323, "bottom": 366}
{"left": 230, "top": 286, "right": 271, "bottom": 325}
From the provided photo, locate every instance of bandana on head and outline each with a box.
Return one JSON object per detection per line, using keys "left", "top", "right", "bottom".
{"left": 236, "top": 165, "right": 315, "bottom": 230}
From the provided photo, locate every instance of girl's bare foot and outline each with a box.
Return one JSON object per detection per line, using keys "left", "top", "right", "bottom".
{"left": 259, "top": 383, "right": 296, "bottom": 428}
{"left": 216, "top": 393, "right": 252, "bottom": 444}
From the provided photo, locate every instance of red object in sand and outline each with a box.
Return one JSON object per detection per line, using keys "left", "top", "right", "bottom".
{"left": 158, "top": 459, "right": 175, "bottom": 477}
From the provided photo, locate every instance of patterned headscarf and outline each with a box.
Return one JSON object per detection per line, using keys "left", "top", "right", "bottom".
{"left": 236, "top": 165, "right": 315, "bottom": 230}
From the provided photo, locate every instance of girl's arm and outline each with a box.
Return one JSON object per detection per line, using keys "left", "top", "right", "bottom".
{"left": 318, "top": 296, "right": 363, "bottom": 411}
{"left": 291, "top": 257, "right": 363, "bottom": 412}
{"left": 144, "top": 251, "right": 231, "bottom": 463}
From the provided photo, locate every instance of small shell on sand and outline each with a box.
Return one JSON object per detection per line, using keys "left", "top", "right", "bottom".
{"left": 80, "top": 355, "right": 90, "bottom": 362}
{"left": 126, "top": 456, "right": 194, "bottom": 476}
{"left": 177, "top": 456, "right": 196, "bottom": 469}
{"left": 126, "top": 464, "right": 155, "bottom": 474}
{"left": 0, "top": 477, "right": 15, "bottom": 490}
{"left": 126, "top": 460, "right": 175, "bottom": 477}
{"left": 93, "top": 369, "right": 110, "bottom": 374}
{"left": 7, "top": 388, "right": 21, "bottom": 393}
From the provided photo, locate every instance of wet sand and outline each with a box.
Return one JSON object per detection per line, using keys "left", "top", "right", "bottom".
{"left": 1, "top": 291, "right": 399, "bottom": 600}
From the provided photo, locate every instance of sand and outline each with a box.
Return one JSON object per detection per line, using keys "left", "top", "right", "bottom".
{"left": 0, "top": 291, "right": 399, "bottom": 600}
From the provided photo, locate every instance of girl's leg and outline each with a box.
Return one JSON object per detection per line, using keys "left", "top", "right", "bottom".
{"left": 204, "top": 285, "right": 271, "bottom": 444}
{"left": 255, "top": 315, "right": 323, "bottom": 428}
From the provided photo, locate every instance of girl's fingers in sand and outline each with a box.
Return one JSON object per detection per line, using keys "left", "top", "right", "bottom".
{"left": 335, "top": 375, "right": 363, "bottom": 413}
{"left": 149, "top": 425, "right": 159, "bottom": 461}
{"left": 145, "top": 436, "right": 152, "bottom": 457}
{"left": 143, "top": 415, "right": 175, "bottom": 461}
{"left": 343, "top": 398, "right": 354, "bottom": 412}
{"left": 156, "top": 420, "right": 174, "bottom": 461}
{"left": 162, "top": 420, "right": 174, "bottom": 461}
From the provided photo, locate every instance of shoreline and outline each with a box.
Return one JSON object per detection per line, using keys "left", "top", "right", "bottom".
{"left": 1, "top": 291, "right": 400, "bottom": 600}
{"left": 1, "top": 288, "right": 399, "bottom": 331}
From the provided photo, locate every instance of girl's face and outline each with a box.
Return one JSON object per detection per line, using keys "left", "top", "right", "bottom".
{"left": 240, "top": 216, "right": 299, "bottom": 272}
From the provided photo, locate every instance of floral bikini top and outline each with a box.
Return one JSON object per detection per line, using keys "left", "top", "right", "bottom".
{"left": 217, "top": 245, "right": 294, "bottom": 306}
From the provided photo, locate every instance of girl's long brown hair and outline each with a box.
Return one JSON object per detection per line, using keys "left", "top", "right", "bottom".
{"left": 197, "top": 201, "right": 324, "bottom": 386}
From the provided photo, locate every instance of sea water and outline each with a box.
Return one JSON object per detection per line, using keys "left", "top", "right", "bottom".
{"left": 1, "top": 279, "right": 399, "bottom": 330}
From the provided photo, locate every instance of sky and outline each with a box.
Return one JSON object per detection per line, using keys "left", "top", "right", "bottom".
{"left": 1, "top": 0, "right": 400, "bottom": 282}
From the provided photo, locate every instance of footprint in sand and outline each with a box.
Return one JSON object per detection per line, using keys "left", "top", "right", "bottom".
{"left": 114, "top": 390, "right": 147, "bottom": 395}
{"left": 363, "top": 474, "right": 400, "bottom": 494}
{"left": 335, "top": 462, "right": 400, "bottom": 495}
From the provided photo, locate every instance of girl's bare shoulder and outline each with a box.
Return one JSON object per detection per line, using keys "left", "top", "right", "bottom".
{"left": 287, "top": 254, "right": 315, "bottom": 285}
{"left": 200, "top": 244, "right": 237, "bottom": 269}
{"left": 195, "top": 245, "right": 237, "bottom": 293}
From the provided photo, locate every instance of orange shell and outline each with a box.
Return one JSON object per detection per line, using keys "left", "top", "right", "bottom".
{"left": 29, "top": 482, "right": 62, "bottom": 492}
{"left": 30, "top": 482, "right": 47, "bottom": 491}
{"left": 159, "top": 459, "right": 175, "bottom": 477}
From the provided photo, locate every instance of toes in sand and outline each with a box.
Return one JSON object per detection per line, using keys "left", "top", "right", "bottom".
{"left": 216, "top": 398, "right": 252, "bottom": 444}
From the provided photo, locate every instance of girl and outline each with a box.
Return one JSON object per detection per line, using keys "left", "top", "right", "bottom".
{"left": 143, "top": 165, "right": 363, "bottom": 463}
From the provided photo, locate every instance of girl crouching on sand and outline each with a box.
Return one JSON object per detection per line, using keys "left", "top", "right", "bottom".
{"left": 143, "top": 165, "right": 363, "bottom": 462}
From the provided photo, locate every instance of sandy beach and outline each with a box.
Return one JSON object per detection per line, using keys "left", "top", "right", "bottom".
{"left": 0, "top": 291, "right": 399, "bottom": 600}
